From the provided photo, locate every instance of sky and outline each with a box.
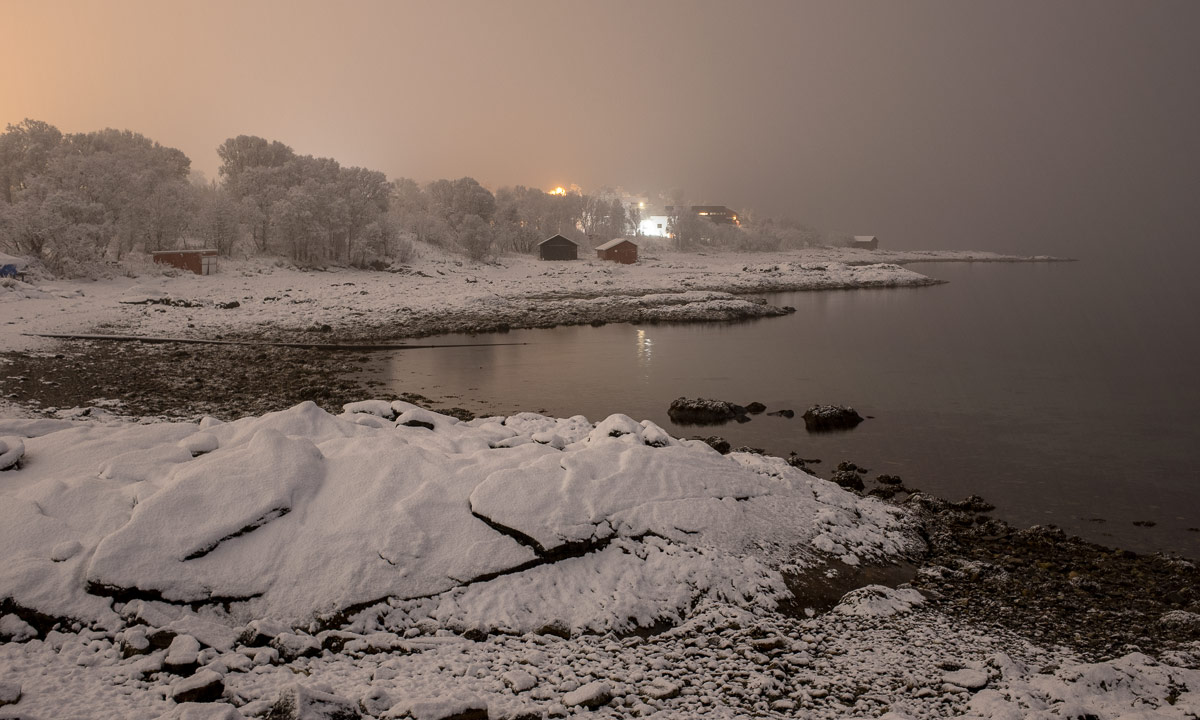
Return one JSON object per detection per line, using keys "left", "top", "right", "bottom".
{"left": 3, "top": 0, "right": 1199, "bottom": 256}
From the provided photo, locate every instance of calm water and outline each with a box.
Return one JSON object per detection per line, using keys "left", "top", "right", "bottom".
{"left": 363, "top": 259, "right": 1200, "bottom": 557}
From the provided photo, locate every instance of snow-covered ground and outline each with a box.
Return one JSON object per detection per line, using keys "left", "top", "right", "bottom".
{"left": 0, "top": 247, "right": 1056, "bottom": 354}
{"left": 1, "top": 401, "right": 1196, "bottom": 719}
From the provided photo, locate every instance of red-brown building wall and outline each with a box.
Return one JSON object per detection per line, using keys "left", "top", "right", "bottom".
{"left": 152, "top": 250, "right": 218, "bottom": 275}
{"left": 597, "top": 243, "right": 637, "bottom": 264}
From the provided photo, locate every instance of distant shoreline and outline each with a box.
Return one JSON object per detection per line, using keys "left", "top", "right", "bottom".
{"left": 0, "top": 247, "right": 1071, "bottom": 355}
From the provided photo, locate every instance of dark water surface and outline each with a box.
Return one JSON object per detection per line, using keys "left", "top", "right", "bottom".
{"left": 365, "top": 259, "right": 1200, "bottom": 557}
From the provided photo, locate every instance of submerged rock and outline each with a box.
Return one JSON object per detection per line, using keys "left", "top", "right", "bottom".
{"left": 831, "top": 470, "right": 865, "bottom": 492}
{"left": 745, "top": 402, "right": 767, "bottom": 414}
{"left": 802, "top": 405, "right": 864, "bottom": 432}
{"left": 667, "top": 397, "right": 748, "bottom": 424}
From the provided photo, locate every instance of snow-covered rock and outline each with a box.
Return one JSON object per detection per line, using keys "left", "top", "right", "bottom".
{"left": 1, "top": 400, "right": 916, "bottom": 635}
{"left": 562, "top": 680, "right": 612, "bottom": 708}
{"left": 942, "top": 667, "right": 989, "bottom": 690}
{"left": 0, "top": 436, "right": 24, "bottom": 470}
{"left": 169, "top": 669, "right": 225, "bottom": 703}
{"left": 835, "top": 585, "right": 926, "bottom": 617}
{"left": 267, "top": 684, "right": 360, "bottom": 720}
{"left": 0, "top": 681, "right": 21, "bottom": 706}
{"left": 0, "top": 614, "right": 36, "bottom": 642}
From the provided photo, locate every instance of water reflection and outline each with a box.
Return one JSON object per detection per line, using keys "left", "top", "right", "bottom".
{"left": 636, "top": 328, "right": 653, "bottom": 369}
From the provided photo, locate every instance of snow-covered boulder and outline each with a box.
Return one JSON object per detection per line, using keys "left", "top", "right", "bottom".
{"left": 0, "top": 436, "right": 24, "bottom": 470}
{"left": 0, "top": 401, "right": 916, "bottom": 634}
{"left": 835, "top": 584, "right": 925, "bottom": 617}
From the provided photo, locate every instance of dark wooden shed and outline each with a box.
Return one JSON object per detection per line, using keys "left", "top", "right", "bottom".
{"left": 595, "top": 238, "right": 638, "bottom": 264}
{"left": 152, "top": 249, "right": 218, "bottom": 275}
{"left": 851, "top": 235, "right": 879, "bottom": 250}
{"left": 538, "top": 235, "right": 578, "bottom": 261}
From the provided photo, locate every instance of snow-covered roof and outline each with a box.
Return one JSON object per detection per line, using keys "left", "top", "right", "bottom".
{"left": 595, "top": 238, "right": 635, "bottom": 251}
{"left": 0, "top": 252, "right": 30, "bottom": 269}
{"left": 538, "top": 234, "right": 577, "bottom": 246}
{"left": 853, "top": 236, "right": 877, "bottom": 242}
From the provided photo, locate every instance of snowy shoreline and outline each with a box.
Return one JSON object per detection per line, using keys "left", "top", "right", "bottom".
{"left": 0, "top": 400, "right": 1196, "bottom": 719}
{"left": 0, "top": 247, "right": 1063, "bottom": 354}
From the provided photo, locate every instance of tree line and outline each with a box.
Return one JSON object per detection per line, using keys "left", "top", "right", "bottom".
{"left": 1, "top": 119, "right": 829, "bottom": 277}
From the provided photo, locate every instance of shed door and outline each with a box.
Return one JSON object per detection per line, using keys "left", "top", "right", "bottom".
{"left": 201, "top": 255, "right": 215, "bottom": 275}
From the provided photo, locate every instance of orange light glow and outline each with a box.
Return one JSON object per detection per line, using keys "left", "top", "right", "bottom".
{"left": 550, "top": 187, "right": 567, "bottom": 196}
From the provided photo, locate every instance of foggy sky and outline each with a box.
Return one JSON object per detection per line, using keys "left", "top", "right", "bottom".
{"left": 4, "top": 0, "right": 1199, "bottom": 256}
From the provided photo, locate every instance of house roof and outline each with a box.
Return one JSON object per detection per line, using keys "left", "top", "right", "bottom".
{"left": 538, "top": 234, "right": 578, "bottom": 246}
{"left": 853, "top": 235, "right": 877, "bottom": 242}
{"left": 595, "top": 238, "right": 636, "bottom": 251}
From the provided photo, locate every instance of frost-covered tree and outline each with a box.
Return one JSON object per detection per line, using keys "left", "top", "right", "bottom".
{"left": 0, "top": 119, "right": 63, "bottom": 204}
{"left": 457, "top": 213, "right": 494, "bottom": 261}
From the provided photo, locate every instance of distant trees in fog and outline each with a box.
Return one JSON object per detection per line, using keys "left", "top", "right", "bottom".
{"left": 0, "top": 118, "right": 829, "bottom": 277}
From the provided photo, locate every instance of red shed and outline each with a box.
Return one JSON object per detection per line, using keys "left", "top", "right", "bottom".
{"left": 595, "top": 238, "right": 638, "bottom": 264}
{"left": 152, "top": 249, "right": 218, "bottom": 275}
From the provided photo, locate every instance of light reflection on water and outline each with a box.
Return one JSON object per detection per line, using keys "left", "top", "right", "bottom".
{"left": 360, "top": 260, "right": 1200, "bottom": 558}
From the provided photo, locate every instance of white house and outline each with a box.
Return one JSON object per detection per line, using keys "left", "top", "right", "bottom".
{"left": 639, "top": 215, "right": 671, "bottom": 237}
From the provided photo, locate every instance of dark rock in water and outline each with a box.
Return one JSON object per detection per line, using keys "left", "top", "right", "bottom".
{"left": 732, "top": 446, "right": 765, "bottom": 455}
{"left": 1133, "top": 520, "right": 1157, "bottom": 527}
{"left": 267, "top": 684, "right": 361, "bottom": 720}
{"left": 949, "top": 495, "right": 995, "bottom": 513}
{"left": 744, "top": 402, "right": 767, "bottom": 414}
{"left": 836, "top": 461, "right": 867, "bottom": 474}
{"left": 668, "top": 397, "right": 748, "bottom": 425}
{"left": 831, "top": 470, "right": 865, "bottom": 492}
{"left": 767, "top": 409, "right": 795, "bottom": 418}
{"left": 440, "top": 407, "right": 476, "bottom": 422}
{"left": 876, "top": 474, "right": 903, "bottom": 485}
{"left": 802, "top": 405, "right": 864, "bottom": 432}
{"left": 786, "top": 454, "right": 821, "bottom": 473}
{"left": 696, "top": 436, "right": 731, "bottom": 454}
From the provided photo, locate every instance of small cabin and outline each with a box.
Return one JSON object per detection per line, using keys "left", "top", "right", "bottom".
{"left": 152, "top": 249, "right": 218, "bottom": 275}
{"left": 595, "top": 238, "right": 638, "bottom": 264}
{"left": 851, "top": 235, "right": 879, "bottom": 250}
{"left": 538, "top": 234, "right": 578, "bottom": 261}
